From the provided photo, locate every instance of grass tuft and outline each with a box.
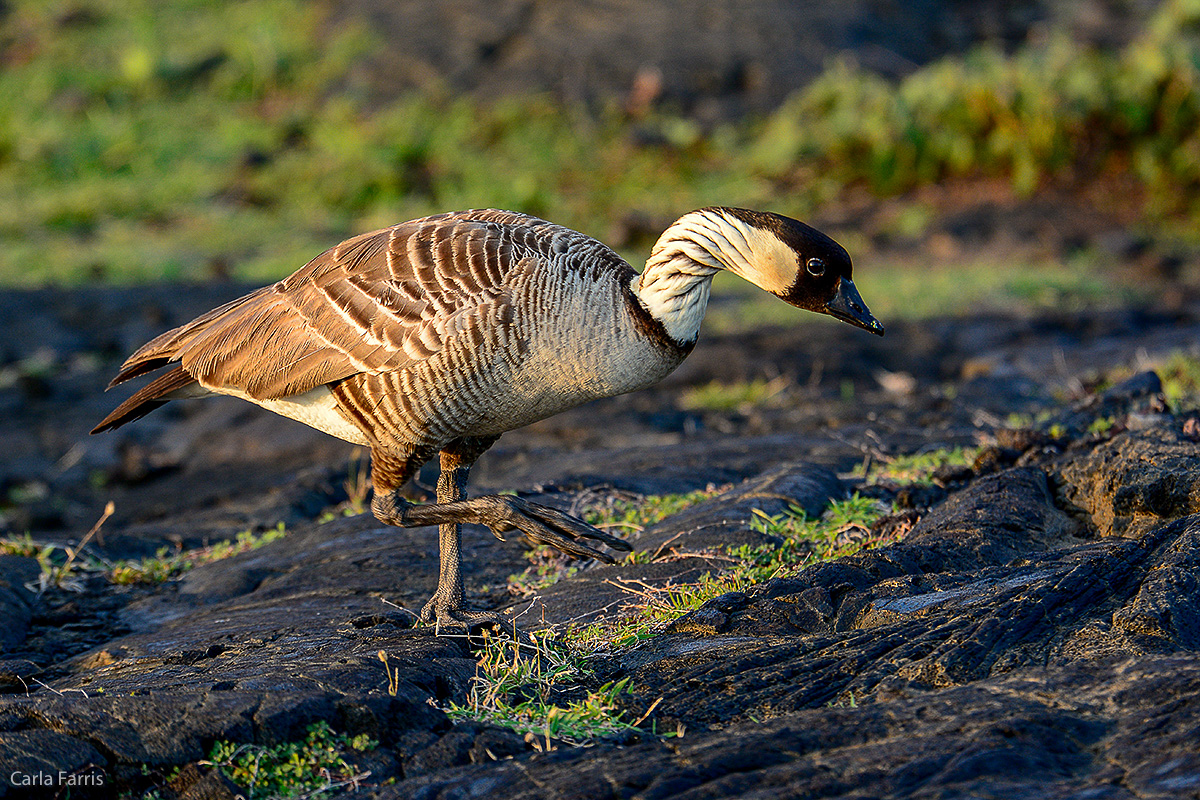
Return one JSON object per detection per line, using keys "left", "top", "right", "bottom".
{"left": 317, "top": 450, "right": 372, "bottom": 523}
{"left": 1151, "top": 350, "right": 1200, "bottom": 411}
{"left": 562, "top": 494, "right": 897, "bottom": 651}
{"left": 1, "top": 520, "right": 290, "bottom": 590}
{"left": 441, "top": 632, "right": 664, "bottom": 746}
{"left": 205, "top": 721, "right": 375, "bottom": 799}
{"left": 109, "top": 522, "right": 288, "bottom": 585}
{"left": 505, "top": 487, "right": 725, "bottom": 597}
{"left": 852, "top": 447, "right": 978, "bottom": 485}
{"left": 679, "top": 376, "right": 789, "bottom": 413}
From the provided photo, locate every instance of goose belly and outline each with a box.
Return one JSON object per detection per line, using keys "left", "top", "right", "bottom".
{"left": 256, "top": 388, "right": 372, "bottom": 445}
{"left": 209, "top": 384, "right": 372, "bottom": 446}
{"left": 296, "top": 270, "right": 686, "bottom": 447}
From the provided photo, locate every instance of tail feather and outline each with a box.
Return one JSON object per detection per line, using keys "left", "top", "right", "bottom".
{"left": 96, "top": 286, "right": 283, "bottom": 433}
{"left": 92, "top": 365, "right": 196, "bottom": 434}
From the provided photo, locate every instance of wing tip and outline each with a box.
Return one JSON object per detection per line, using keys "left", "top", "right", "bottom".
{"left": 91, "top": 365, "right": 195, "bottom": 435}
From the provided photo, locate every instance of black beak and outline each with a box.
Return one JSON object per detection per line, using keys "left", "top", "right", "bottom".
{"left": 825, "top": 277, "right": 884, "bottom": 336}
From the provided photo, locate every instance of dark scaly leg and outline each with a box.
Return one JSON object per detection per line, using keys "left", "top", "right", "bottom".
{"left": 417, "top": 444, "right": 505, "bottom": 629}
{"left": 369, "top": 438, "right": 632, "bottom": 630}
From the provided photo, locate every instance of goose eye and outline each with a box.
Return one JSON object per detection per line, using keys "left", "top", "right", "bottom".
{"left": 806, "top": 257, "right": 825, "bottom": 277}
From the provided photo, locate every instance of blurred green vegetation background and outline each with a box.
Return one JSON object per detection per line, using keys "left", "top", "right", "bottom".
{"left": 3, "top": 0, "right": 1200, "bottom": 320}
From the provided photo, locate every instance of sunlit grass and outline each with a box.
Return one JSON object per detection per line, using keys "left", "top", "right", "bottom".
{"left": 108, "top": 522, "right": 288, "bottom": 585}
{"left": 581, "top": 488, "right": 725, "bottom": 532}
{"left": 851, "top": 447, "right": 979, "bottom": 485}
{"left": 0, "top": 0, "right": 762, "bottom": 286}
{"left": 753, "top": 0, "right": 1200, "bottom": 206}
{"left": 1, "top": 522, "right": 290, "bottom": 589}
{"left": 505, "top": 488, "right": 724, "bottom": 598}
{"left": 562, "top": 494, "right": 897, "bottom": 651}
{"left": 435, "top": 633, "right": 666, "bottom": 746}
{"left": 505, "top": 491, "right": 900, "bottom": 653}
{"left": 1097, "top": 348, "right": 1200, "bottom": 412}
{"left": 679, "top": 376, "right": 789, "bottom": 412}
{"left": 1155, "top": 351, "right": 1200, "bottom": 411}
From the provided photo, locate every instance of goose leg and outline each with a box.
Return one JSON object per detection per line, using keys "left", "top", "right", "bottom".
{"left": 368, "top": 441, "right": 632, "bottom": 631}
{"left": 373, "top": 491, "right": 633, "bottom": 563}
{"left": 416, "top": 451, "right": 509, "bottom": 630}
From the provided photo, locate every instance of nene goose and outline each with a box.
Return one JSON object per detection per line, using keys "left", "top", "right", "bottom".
{"left": 93, "top": 208, "right": 883, "bottom": 629}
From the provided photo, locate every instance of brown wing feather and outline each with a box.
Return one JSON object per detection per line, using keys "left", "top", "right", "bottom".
{"left": 100, "top": 209, "right": 574, "bottom": 412}
{"left": 107, "top": 288, "right": 274, "bottom": 388}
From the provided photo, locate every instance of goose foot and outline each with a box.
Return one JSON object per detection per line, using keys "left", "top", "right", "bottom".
{"left": 418, "top": 593, "right": 531, "bottom": 644}
{"left": 469, "top": 495, "right": 634, "bottom": 561}
{"left": 418, "top": 596, "right": 508, "bottom": 631}
{"left": 372, "top": 493, "right": 633, "bottom": 562}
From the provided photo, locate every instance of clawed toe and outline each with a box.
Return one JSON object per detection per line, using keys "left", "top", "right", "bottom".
{"left": 387, "top": 487, "right": 632, "bottom": 644}
{"left": 422, "top": 608, "right": 533, "bottom": 645}
{"left": 419, "top": 597, "right": 518, "bottom": 636}
{"left": 373, "top": 489, "right": 632, "bottom": 563}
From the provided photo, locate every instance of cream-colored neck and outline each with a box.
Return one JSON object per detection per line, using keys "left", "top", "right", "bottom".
{"left": 631, "top": 209, "right": 783, "bottom": 344}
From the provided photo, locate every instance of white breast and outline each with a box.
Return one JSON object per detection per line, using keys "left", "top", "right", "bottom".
{"left": 459, "top": 262, "right": 683, "bottom": 436}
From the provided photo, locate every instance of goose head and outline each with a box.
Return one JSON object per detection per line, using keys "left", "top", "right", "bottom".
{"left": 708, "top": 207, "right": 884, "bottom": 336}
{"left": 639, "top": 207, "right": 885, "bottom": 345}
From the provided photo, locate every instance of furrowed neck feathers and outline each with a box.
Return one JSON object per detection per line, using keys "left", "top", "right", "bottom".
{"left": 631, "top": 208, "right": 776, "bottom": 346}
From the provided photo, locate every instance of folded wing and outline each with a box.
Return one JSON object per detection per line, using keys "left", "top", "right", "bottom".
{"left": 93, "top": 210, "right": 554, "bottom": 433}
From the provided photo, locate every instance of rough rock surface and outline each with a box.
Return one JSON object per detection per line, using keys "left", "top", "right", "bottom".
{"left": 2, "top": 287, "right": 1200, "bottom": 798}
